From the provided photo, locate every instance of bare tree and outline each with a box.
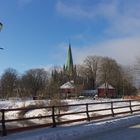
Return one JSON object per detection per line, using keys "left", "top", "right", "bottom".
{"left": 21, "top": 68, "right": 48, "bottom": 98}
{"left": 99, "top": 57, "right": 136, "bottom": 97}
{"left": 121, "top": 65, "right": 136, "bottom": 96}
{"left": 0, "top": 68, "right": 18, "bottom": 98}
{"left": 99, "top": 57, "right": 118, "bottom": 83}
{"left": 47, "top": 66, "right": 64, "bottom": 99}
{"left": 83, "top": 56, "right": 101, "bottom": 89}
{"left": 99, "top": 57, "right": 124, "bottom": 96}
{"left": 134, "top": 57, "right": 140, "bottom": 88}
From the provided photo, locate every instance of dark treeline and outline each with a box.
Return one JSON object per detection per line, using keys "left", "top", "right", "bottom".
{"left": 0, "top": 55, "right": 137, "bottom": 99}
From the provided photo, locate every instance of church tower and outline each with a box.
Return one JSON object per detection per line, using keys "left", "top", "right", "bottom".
{"left": 0, "top": 22, "right": 3, "bottom": 31}
{"left": 64, "top": 43, "right": 74, "bottom": 76}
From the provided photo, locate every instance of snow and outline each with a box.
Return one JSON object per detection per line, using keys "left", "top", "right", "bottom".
{"left": 98, "top": 82, "right": 115, "bottom": 89}
{"left": 1, "top": 98, "right": 140, "bottom": 139}
{"left": 2, "top": 114, "right": 140, "bottom": 140}
{"left": 60, "top": 81, "right": 75, "bottom": 89}
{"left": 1, "top": 98, "right": 140, "bottom": 122}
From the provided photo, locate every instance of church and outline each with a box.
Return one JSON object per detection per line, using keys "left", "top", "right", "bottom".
{"left": 60, "top": 43, "right": 77, "bottom": 98}
{"left": 59, "top": 44, "right": 115, "bottom": 98}
{"left": 63, "top": 43, "right": 76, "bottom": 81}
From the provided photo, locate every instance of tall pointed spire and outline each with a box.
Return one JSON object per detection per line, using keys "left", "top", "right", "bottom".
{"left": 65, "top": 43, "right": 73, "bottom": 75}
{"left": 0, "top": 22, "right": 3, "bottom": 31}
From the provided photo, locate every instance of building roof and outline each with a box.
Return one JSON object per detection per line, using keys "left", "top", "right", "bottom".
{"left": 98, "top": 83, "right": 115, "bottom": 89}
{"left": 60, "top": 81, "right": 75, "bottom": 89}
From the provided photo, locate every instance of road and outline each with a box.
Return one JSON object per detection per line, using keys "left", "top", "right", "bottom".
{"left": 78, "top": 124, "right": 140, "bottom": 140}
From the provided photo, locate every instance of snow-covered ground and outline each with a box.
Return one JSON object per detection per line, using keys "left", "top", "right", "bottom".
{"left": 1, "top": 98, "right": 140, "bottom": 139}
{"left": 0, "top": 98, "right": 140, "bottom": 123}
{"left": 2, "top": 114, "right": 140, "bottom": 140}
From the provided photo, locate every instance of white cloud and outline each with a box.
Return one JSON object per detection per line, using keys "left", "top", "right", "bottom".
{"left": 17, "top": 0, "right": 33, "bottom": 7}
{"left": 56, "top": 1, "right": 118, "bottom": 19}
{"left": 72, "top": 36, "right": 140, "bottom": 65}
{"left": 55, "top": 0, "right": 140, "bottom": 66}
{"left": 56, "top": 1, "right": 92, "bottom": 19}
{"left": 56, "top": 0, "right": 140, "bottom": 35}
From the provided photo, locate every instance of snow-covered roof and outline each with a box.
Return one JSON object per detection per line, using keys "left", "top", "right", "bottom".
{"left": 60, "top": 81, "right": 75, "bottom": 89}
{"left": 98, "top": 83, "right": 115, "bottom": 89}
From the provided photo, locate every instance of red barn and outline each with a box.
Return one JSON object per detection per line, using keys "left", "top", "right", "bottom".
{"left": 98, "top": 83, "right": 115, "bottom": 98}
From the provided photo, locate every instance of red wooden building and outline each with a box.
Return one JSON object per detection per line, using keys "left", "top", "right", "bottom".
{"left": 98, "top": 83, "right": 115, "bottom": 98}
{"left": 60, "top": 81, "right": 75, "bottom": 98}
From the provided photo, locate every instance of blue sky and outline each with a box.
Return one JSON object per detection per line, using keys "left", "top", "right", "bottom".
{"left": 0, "top": 0, "right": 140, "bottom": 74}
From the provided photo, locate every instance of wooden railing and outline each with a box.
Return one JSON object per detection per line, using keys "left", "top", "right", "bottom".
{"left": 0, "top": 99, "right": 140, "bottom": 136}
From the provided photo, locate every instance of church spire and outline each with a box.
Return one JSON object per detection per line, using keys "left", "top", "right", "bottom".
{"left": 0, "top": 22, "right": 3, "bottom": 31}
{"left": 65, "top": 43, "right": 73, "bottom": 75}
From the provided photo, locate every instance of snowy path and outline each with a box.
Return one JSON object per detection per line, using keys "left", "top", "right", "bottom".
{"left": 79, "top": 124, "right": 140, "bottom": 140}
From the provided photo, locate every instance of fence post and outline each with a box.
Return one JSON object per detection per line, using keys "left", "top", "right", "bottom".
{"left": 1, "top": 109, "right": 7, "bottom": 136}
{"left": 86, "top": 104, "right": 90, "bottom": 121}
{"left": 52, "top": 106, "right": 56, "bottom": 127}
{"left": 129, "top": 100, "right": 133, "bottom": 114}
{"left": 111, "top": 102, "right": 115, "bottom": 117}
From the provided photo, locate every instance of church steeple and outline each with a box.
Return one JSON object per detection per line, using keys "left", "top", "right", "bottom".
{"left": 65, "top": 43, "right": 73, "bottom": 75}
{"left": 0, "top": 22, "right": 3, "bottom": 31}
